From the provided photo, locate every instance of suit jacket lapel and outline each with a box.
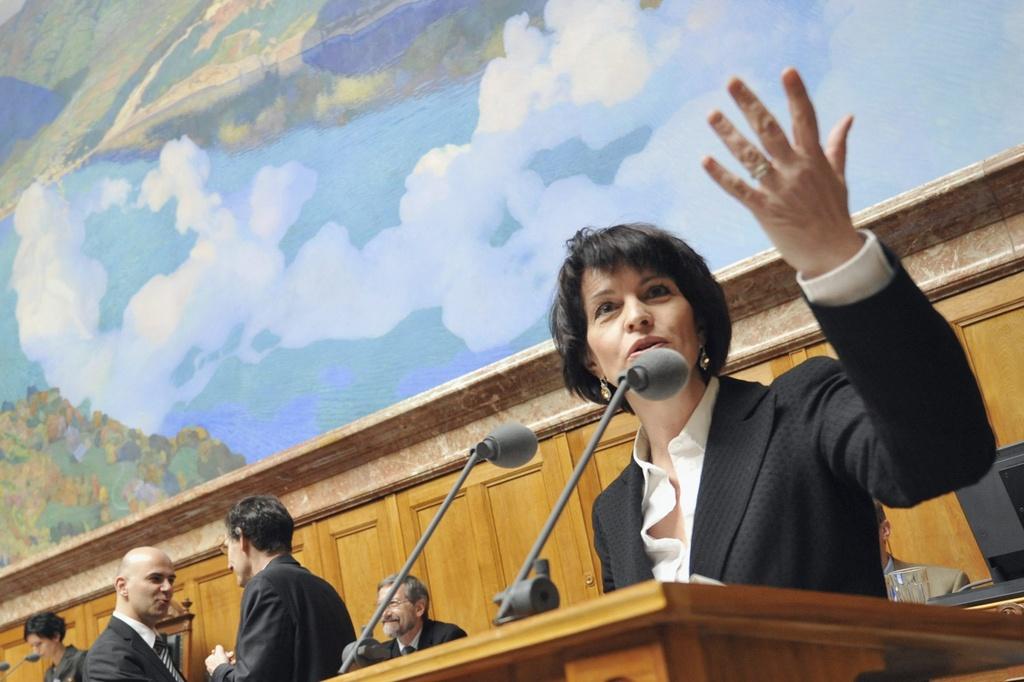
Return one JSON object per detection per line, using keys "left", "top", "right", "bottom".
{"left": 110, "top": 618, "right": 177, "bottom": 682}
{"left": 614, "top": 462, "right": 653, "bottom": 585}
{"left": 690, "top": 376, "right": 773, "bottom": 580}
{"left": 419, "top": 619, "right": 434, "bottom": 648}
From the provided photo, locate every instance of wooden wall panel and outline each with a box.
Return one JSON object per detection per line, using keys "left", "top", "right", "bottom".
{"left": 0, "top": 625, "right": 37, "bottom": 682}
{"left": 188, "top": 558, "right": 242, "bottom": 681}
{"left": 884, "top": 493, "right": 987, "bottom": 583}
{"left": 291, "top": 525, "right": 322, "bottom": 575}
{"left": 481, "top": 436, "right": 597, "bottom": 608}
{"left": 398, "top": 479, "right": 497, "bottom": 635}
{"left": 961, "top": 304, "right": 1024, "bottom": 447}
{"left": 82, "top": 592, "right": 115, "bottom": 648}
{"left": 60, "top": 603, "right": 88, "bottom": 651}
{"left": 534, "top": 434, "right": 602, "bottom": 606}
{"left": 936, "top": 270, "right": 1024, "bottom": 447}
{"left": 315, "top": 497, "right": 404, "bottom": 636}
{"left": 727, "top": 359, "right": 775, "bottom": 386}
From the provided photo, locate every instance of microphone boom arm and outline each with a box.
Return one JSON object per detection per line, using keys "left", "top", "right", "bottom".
{"left": 1, "top": 652, "right": 41, "bottom": 678}
{"left": 494, "top": 381, "right": 631, "bottom": 623}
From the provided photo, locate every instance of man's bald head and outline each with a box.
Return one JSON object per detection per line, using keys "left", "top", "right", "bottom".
{"left": 114, "top": 547, "right": 176, "bottom": 628}
{"left": 117, "top": 546, "right": 171, "bottom": 578}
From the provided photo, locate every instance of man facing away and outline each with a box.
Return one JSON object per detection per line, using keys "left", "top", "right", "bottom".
{"left": 24, "top": 611, "right": 87, "bottom": 682}
{"left": 378, "top": 574, "right": 467, "bottom": 659}
{"left": 84, "top": 546, "right": 186, "bottom": 682}
{"left": 204, "top": 495, "right": 356, "bottom": 682}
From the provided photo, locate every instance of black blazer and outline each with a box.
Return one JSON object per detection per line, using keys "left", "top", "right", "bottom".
{"left": 46, "top": 644, "right": 87, "bottom": 682}
{"left": 385, "top": 618, "right": 468, "bottom": 658}
{"left": 210, "top": 555, "right": 356, "bottom": 682}
{"left": 593, "top": 262, "right": 995, "bottom": 597}
{"left": 83, "top": 617, "right": 180, "bottom": 682}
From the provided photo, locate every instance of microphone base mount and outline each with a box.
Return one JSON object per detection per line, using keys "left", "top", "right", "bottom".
{"left": 492, "top": 558, "right": 561, "bottom": 625}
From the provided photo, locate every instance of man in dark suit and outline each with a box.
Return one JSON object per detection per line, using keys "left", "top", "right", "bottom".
{"left": 377, "top": 574, "right": 466, "bottom": 659}
{"left": 84, "top": 546, "right": 186, "bottom": 682}
{"left": 204, "top": 495, "right": 356, "bottom": 682}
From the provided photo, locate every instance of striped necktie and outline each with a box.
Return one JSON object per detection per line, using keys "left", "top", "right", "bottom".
{"left": 153, "top": 634, "right": 187, "bottom": 682}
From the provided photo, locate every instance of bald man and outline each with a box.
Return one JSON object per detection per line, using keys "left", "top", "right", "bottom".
{"left": 84, "top": 547, "right": 186, "bottom": 682}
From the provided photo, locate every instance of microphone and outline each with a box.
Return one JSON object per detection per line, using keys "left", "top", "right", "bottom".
{"left": 2, "top": 652, "right": 41, "bottom": 676}
{"left": 339, "top": 422, "right": 538, "bottom": 673}
{"left": 474, "top": 422, "right": 538, "bottom": 468}
{"left": 493, "top": 348, "right": 689, "bottom": 623}
{"left": 620, "top": 346, "right": 689, "bottom": 400}
{"left": 341, "top": 638, "right": 392, "bottom": 669}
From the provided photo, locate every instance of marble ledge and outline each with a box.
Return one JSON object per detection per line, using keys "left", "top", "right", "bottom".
{"left": 1006, "top": 213, "right": 1024, "bottom": 257}
{"left": 728, "top": 297, "right": 820, "bottom": 368}
{"left": 902, "top": 219, "right": 1017, "bottom": 296}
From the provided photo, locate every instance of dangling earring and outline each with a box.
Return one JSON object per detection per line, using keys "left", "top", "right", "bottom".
{"left": 698, "top": 346, "right": 711, "bottom": 373}
{"left": 599, "top": 378, "right": 612, "bottom": 401}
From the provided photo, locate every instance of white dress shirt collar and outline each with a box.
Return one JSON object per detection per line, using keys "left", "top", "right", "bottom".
{"left": 404, "top": 625, "right": 424, "bottom": 652}
{"left": 112, "top": 611, "right": 159, "bottom": 648}
{"left": 633, "top": 375, "right": 718, "bottom": 467}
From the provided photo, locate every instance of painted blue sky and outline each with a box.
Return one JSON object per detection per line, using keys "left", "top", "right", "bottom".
{"left": 2, "top": 0, "right": 1022, "bottom": 461}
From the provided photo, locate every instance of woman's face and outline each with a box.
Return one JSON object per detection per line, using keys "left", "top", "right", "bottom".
{"left": 581, "top": 265, "right": 702, "bottom": 387}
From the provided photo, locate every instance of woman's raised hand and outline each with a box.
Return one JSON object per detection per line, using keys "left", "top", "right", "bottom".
{"left": 702, "top": 67, "right": 863, "bottom": 278}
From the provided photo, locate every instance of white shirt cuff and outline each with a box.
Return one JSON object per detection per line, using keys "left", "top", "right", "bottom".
{"left": 798, "top": 230, "right": 895, "bottom": 306}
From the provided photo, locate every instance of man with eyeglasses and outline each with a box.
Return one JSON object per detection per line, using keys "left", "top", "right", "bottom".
{"left": 377, "top": 574, "right": 466, "bottom": 659}
{"left": 204, "top": 495, "right": 356, "bottom": 682}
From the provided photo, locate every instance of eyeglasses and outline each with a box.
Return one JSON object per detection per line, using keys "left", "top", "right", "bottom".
{"left": 379, "top": 598, "right": 411, "bottom": 610}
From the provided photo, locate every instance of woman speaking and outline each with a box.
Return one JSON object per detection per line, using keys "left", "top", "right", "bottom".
{"left": 549, "top": 69, "right": 994, "bottom": 597}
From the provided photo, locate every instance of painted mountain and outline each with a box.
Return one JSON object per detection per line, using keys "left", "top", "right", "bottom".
{"left": 0, "top": 386, "right": 244, "bottom": 567}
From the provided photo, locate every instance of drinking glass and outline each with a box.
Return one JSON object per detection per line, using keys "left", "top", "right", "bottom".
{"left": 885, "top": 566, "right": 931, "bottom": 604}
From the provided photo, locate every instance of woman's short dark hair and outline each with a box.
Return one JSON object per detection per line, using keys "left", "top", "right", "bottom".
{"left": 24, "top": 611, "right": 66, "bottom": 641}
{"left": 550, "top": 223, "right": 731, "bottom": 405}
{"left": 225, "top": 495, "right": 294, "bottom": 554}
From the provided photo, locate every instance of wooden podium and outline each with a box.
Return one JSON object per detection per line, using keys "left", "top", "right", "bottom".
{"left": 333, "top": 581, "right": 1024, "bottom": 681}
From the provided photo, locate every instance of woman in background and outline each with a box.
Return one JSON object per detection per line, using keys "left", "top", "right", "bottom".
{"left": 549, "top": 68, "right": 994, "bottom": 596}
{"left": 24, "top": 611, "right": 86, "bottom": 682}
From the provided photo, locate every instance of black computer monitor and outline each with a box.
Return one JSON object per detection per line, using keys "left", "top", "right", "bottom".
{"left": 956, "top": 440, "right": 1024, "bottom": 583}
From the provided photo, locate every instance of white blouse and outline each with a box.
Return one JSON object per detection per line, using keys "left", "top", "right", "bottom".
{"left": 632, "top": 377, "right": 718, "bottom": 582}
